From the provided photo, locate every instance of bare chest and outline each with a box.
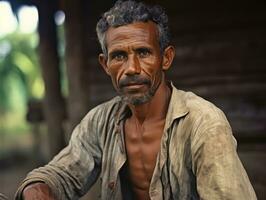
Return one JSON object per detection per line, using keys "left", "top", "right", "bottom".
{"left": 124, "top": 119, "right": 165, "bottom": 199}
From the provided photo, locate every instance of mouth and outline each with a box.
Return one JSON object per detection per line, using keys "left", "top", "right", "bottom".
{"left": 123, "top": 83, "right": 145, "bottom": 88}
{"left": 119, "top": 76, "right": 150, "bottom": 92}
{"left": 121, "top": 82, "right": 147, "bottom": 92}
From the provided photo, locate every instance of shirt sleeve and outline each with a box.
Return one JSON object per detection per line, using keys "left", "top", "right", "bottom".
{"left": 15, "top": 108, "right": 103, "bottom": 200}
{"left": 191, "top": 109, "right": 257, "bottom": 200}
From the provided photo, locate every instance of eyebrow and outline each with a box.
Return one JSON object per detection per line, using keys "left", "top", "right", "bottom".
{"left": 108, "top": 44, "right": 153, "bottom": 57}
{"left": 134, "top": 47, "right": 152, "bottom": 52}
{"left": 109, "top": 50, "right": 127, "bottom": 58}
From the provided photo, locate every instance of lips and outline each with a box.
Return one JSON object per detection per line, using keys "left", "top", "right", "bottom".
{"left": 122, "top": 82, "right": 146, "bottom": 89}
{"left": 125, "top": 84, "right": 144, "bottom": 87}
{"left": 118, "top": 75, "right": 151, "bottom": 91}
{"left": 119, "top": 79, "right": 150, "bottom": 87}
{"left": 123, "top": 82, "right": 145, "bottom": 86}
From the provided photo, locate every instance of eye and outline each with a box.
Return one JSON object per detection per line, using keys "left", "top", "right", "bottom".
{"left": 110, "top": 51, "right": 127, "bottom": 61}
{"left": 137, "top": 48, "right": 151, "bottom": 58}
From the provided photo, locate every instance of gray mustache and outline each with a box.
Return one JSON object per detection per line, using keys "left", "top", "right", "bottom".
{"left": 119, "top": 75, "right": 150, "bottom": 87}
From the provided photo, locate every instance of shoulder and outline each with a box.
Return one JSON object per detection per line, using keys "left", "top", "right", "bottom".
{"left": 179, "top": 90, "right": 235, "bottom": 148}
{"left": 82, "top": 96, "right": 122, "bottom": 124}
{"left": 171, "top": 86, "right": 228, "bottom": 124}
{"left": 184, "top": 91, "right": 225, "bottom": 120}
{"left": 171, "top": 87, "right": 232, "bottom": 140}
{"left": 171, "top": 88, "right": 237, "bottom": 158}
{"left": 70, "top": 96, "right": 123, "bottom": 142}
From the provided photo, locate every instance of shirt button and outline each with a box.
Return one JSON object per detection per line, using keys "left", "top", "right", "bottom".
{"left": 108, "top": 181, "right": 115, "bottom": 190}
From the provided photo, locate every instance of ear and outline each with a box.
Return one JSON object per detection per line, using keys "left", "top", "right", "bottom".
{"left": 98, "top": 53, "right": 110, "bottom": 75}
{"left": 162, "top": 45, "right": 175, "bottom": 71}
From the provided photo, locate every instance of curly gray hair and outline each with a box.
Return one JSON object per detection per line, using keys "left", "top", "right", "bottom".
{"left": 96, "top": 0, "right": 171, "bottom": 56}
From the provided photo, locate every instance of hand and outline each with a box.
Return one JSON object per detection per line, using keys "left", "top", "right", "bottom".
{"left": 22, "top": 182, "right": 56, "bottom": 200}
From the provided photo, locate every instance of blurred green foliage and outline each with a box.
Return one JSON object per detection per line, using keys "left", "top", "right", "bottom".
{"left": 0, "top": 31, "right": 43, "bottom": 135}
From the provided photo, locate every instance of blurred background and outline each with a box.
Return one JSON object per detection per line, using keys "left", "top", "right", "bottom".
{"left": 0, "top": 0, "right": 265, "bottom": 199}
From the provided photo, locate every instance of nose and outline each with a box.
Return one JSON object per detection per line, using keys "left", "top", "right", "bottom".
{"left": 124, "top": 54, "right": 141, "bottom": 75}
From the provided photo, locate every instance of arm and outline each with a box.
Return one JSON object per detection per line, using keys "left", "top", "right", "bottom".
{"left": 22, "top": 182, "right": 56, "bottom": 200}
{"left": 15, "top": 108, "right": 103, "bottom": 200}
{"left": 191, "top": 110, "right": 257, "bottom": 200}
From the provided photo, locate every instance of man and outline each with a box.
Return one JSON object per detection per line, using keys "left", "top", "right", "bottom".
{"left": 17, "top": 1, "right": 257, "bottom": 199}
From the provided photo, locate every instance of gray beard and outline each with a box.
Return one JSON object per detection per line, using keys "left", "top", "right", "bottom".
{"left": 121, "top": 89, "right": 154, "bottom": 105}
{"left": 120, "top": 81, "right": 159, "bottom": 105}
{"left": 119, "top": 72, "right": 163, "bottom": 105}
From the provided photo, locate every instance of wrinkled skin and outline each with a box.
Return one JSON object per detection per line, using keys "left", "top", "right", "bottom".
{"left": 22, "top": 182, "right": 56, "bottom": 200}
{"left": 99, "top": 21, "right": 174, "bottom": 106}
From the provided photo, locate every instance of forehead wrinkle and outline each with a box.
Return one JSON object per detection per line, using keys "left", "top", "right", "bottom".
{"left": 107, "top": 30, "right": 150, "bottom": 49}
{"left": 106, "top": 21, "right": 159, "bottom": 53}
{"left": 108, "top": 41, "right": 153, "bottom": 54}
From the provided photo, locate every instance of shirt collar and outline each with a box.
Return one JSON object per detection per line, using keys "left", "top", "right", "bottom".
{"left": 164, "top": 82, "right": 189, "bottom": 130}
{"left": 115, "top": 99, "right": 129, "bottom": 127}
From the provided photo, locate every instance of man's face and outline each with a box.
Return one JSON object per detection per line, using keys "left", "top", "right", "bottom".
{"left": 99, "top": 21, "right": 171, "bottom": 105}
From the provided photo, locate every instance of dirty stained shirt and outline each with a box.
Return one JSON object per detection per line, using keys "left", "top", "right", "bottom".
{"left": 15, "top": 85, "right": 257, "bottom": 200}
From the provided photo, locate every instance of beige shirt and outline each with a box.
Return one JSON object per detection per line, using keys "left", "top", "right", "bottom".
{"left": 15, "top": 84, "right": 257, "bottom": 200}
{"left": 0, "top": 193, "right": 8, "bottom": 200}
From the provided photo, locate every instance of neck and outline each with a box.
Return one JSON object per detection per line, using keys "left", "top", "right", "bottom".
{"left": 128, "top": 80, "right": 171, "bottom": 124}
